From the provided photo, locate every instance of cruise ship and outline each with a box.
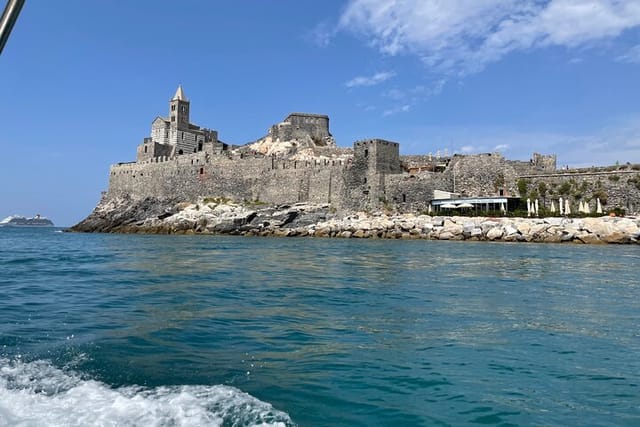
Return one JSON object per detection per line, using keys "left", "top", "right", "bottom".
{"left": 0, "top": 214, "right": 54, "bottom": 227}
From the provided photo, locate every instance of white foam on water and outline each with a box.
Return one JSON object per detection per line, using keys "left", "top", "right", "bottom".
{"left": 0, "top": 358, "right": 292, "bottom": 427}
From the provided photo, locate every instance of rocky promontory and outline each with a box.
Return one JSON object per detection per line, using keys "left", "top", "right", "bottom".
{"left": 71, "top": 196, "right": 640, "bottom": 244}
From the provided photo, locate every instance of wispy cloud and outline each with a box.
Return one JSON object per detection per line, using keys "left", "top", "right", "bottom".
{"left": 308, "top": 21, "right": 336, "bottom": 48}
{"left": 338, "top": 0, "right": 640, "bottom": 76}
{"left": 616, "top": 44, "right": 640, "bottom": 63}
{"left": 345, "top": 71, "right": 395, "bottom": 88}
{"left": 379, "top": 79, "right": 445, "bottom": 117}
{"left": 383, "top": 104, "right": 410, "bottom": 116}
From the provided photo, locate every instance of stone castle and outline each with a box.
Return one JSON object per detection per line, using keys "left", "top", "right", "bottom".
{"left": 106, "top": 86, "right": 640, "bottom": 214}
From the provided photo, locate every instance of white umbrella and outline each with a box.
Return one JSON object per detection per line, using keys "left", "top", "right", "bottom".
{"left": 428, "top": 205, "right": 432, "bottom": 214}
{"left": 527, "top": 198, "right": 531, "bottom": 217}
{"left": 565, "top": 199, "right": 571, "bottom": 215}
{"left": 550, "top": 200, "right": 556, "bottom": 213}
{"left": 440, "top": 203, "right": 458, "bottom": 209}
{"left": 534, "top": 199, "right": 539, "bottom": 216}
{"left": 457, "top": 203, "right": 474, "bottom": 208}
{"left": 596, "top": 198, "right": 603, "bottom": 214}
{"left": 500, "top": 202, "right": 506, "bottom": 213}
{"left": 584, "top": 201, "right": 591, "bottom": 214}
{"left": 578, "top": 201, "right": 584, "bottom": 213}
{"left": 559, "top": 197, "right": 564, "bottom": 215}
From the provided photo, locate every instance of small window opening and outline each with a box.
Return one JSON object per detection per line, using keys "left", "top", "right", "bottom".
{"left": 199, "top": 167, "right": 204, "bottom": 175}
{"left": 178, "top": 149, "right": 183, "bottom": 155}
{"left": 364, "top": 149, "right": 368, "bottom": 157}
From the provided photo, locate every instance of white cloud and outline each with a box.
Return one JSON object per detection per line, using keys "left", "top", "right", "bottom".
{"left": 494, "top": 144, "right": 510, "bottom": 152}
{"left": 616, "top": 44, "right": 640, "bottom": 63}
{"left": 345, "top": 71, "right": 396, "bottom": 87}
{"left": 460, "top": 145, "right": 479, "bottom": 153}
{"left": 338, "top": 0, "right": 640, "bottom": 75}
{"left": 308, "top": 21, "right": 335, "bottom": 47}
{"left": 383, "top": 104, "right": 410, "bottom": 116}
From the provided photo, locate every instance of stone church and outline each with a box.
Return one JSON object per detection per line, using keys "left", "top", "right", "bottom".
{"left": 136, "top": 86, "right": 219, "bottom": 161}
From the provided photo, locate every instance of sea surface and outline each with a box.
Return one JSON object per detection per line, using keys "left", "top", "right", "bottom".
{"left": 0, "top": 227, "right": 639, "bottom": 426}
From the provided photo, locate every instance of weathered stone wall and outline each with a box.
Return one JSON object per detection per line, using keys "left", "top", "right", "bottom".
{"left": 108, "top": 152, "right": 348, "bottom": 208}
{"left": 449, "top": 153, "right": 519, "bottom": 198}
{"left": 107, "top": 145, "right": 640, "bottom": 215}
{"left": 518, "top": 169, "right": 640, "bottom": 213}
{"left": 268, "top": 113, "right": 331, "bottom": 145}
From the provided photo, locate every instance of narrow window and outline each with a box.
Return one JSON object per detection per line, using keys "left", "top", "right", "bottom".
{"left": 144, "top": 146, "right": 148, "bottom": 153}
{"left": 178, "top": 149, "right": 183, "bottom": 155}
{"left": 198, "top": 142, "right": 203, "bottom": 151}
{"left": 364, "top": 149, "right": 368, "bottom": 158}
{"left": 181, "top": 132, "right": 184, "bottom": 139}
{"left": 199, "top": 167, "right": 204, "bottom": 175}
{"left": 402, "top": 194, "right": 407, "bottom": 203}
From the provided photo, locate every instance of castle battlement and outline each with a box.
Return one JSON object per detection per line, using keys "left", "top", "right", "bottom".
{"left": 104, "top": 86, "right": 640, "bottom": 215}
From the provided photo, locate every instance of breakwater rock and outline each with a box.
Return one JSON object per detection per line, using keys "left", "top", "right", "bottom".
{"left": 72, "top": 197, "right": 640, "bottom": 244}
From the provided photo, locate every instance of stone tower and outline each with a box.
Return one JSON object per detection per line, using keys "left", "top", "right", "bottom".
{"left": 169, "top": 85, "right": 190, "bottom": 131}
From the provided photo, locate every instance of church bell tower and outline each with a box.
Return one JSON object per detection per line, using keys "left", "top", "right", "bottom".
{"left": 169, "top": 85, "right": 190, "bottom": 131}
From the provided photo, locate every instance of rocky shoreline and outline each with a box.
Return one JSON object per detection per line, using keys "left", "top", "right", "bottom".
{"left": 71, "top": 196, "right": 640, "bottom": 244}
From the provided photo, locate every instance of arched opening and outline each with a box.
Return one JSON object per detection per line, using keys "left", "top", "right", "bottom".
{"left": 178, "top": 149, "right": 183, "bottom": 155}
{"left": 198, "top": 142, "right": 203, "bottom": 151}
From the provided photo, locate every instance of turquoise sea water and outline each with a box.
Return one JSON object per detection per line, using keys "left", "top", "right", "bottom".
{"left": 1, "top": 227, "right": 639, "bottom": 426}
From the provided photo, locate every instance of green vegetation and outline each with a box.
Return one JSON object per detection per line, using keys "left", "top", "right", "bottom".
{"left": 517, "top": 178, "right": 528, "bottom": 196}
{"left": 608, "top": 174, "right": 620, "bottom": 182}
{"left": 627, "top": 174, "right": 640, "bottom": 190}
{"left": 537, "top": 182, "right": 547, "bottom": 199}
{"left": 203, "top": 196, "right": 231, "bottom": 204}
{"left": 592, "top": 190, "right": 608, "bottom": 205}
{"left": 558, "top": 182, "right": 571, "bottom": 195}
{"left": 246, "top": 199, "right": 268, "bottom": 207}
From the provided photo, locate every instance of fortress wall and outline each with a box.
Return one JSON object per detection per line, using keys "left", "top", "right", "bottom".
{"left": 384, "top": 172, "right": 452, "bottom": 212}
{"left": 107, "top": 151, "right": 351, "bottom": 207}
{"left": 450, "top": 154, "right": 519, "bottom": 197}
{"left": 517, "top": 170, "right": 640, "bottom": 213}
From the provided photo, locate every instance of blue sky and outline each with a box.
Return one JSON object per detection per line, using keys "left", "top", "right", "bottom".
{"left": 1, "top": 0, "right": 639, "bottom": 226}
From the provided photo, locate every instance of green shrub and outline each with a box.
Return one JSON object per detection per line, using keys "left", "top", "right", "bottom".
{"left": 517, "top": 178, "right": 529, "bottom": 196}
{"left": 558, "top": 182, "right": 571, "bottom": 195}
